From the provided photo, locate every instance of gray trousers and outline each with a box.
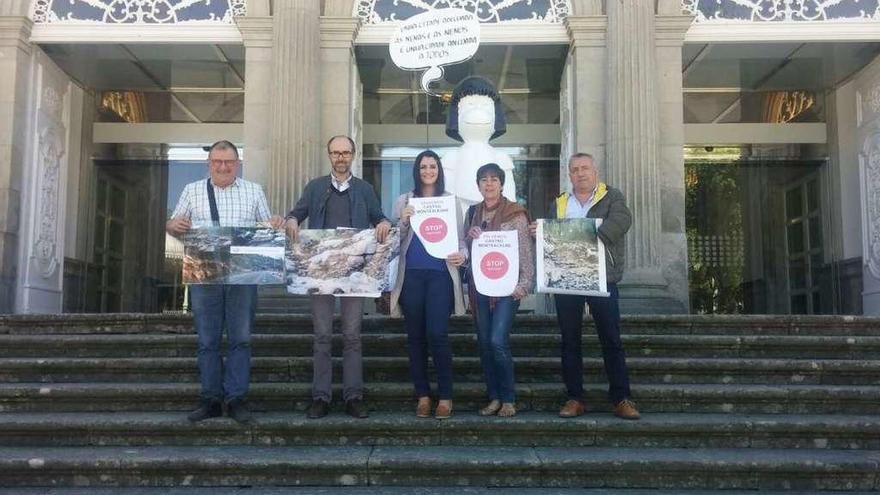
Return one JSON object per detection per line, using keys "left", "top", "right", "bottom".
{"left": 310, "top": 295, "right": 364, "bottom": 402}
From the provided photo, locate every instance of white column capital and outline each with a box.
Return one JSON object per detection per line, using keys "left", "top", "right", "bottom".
{"left": 655, "top": 15, "right": 694, "bottom": 47}
{"left": 244, "top": 0, "right": 271, "bottom": 17}
{"left": 320, "top": 16, "right": 360, "bottom": 49}
{"left": 0, "top": 17, "right": 32, "bottom": 53}
{"left": 565, "top": 16, "right": 607, "bottom": 47}
{"left": 235, "top": 16, "right": 273, "bottom": 48}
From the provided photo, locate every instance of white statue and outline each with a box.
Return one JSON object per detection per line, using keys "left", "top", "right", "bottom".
{"left": 443, "top": 76, "right": 516, "bottom": 207}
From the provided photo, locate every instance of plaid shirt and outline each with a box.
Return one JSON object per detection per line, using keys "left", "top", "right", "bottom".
{"left": 170, "top": 178, "right": 272, "bottom": 227}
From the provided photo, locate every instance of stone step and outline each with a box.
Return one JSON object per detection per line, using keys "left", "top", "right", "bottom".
{"left": 2, "top": 490, "right": 878, "bottom": 495}
{"left": 0, "top": 446, "right": 875, "bottom": 489}
{"left": 1, "top": 490, "right": 878, "bottom": 495}
{"left": 1, "top": 357, "right": 878, "bottom": 385}
{"left": 0, "top": 382, "right": 876, "bottom": 414}
{"left": 2, "top": 314, "right": 878, "bottom": 336}
{"left": 0, "top": 412, "right": 877, "bottom": 450}
{"left": 1, "top": 334, "right": 877, "bottom": 359}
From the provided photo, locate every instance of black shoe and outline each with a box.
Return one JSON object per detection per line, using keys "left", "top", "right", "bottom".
{"left": 187, "top": 400, "right": 222, "bottom": 422}
{"left": 306, "top": 399, "right": 329, "bottom": 419}
{"left": 345, "top": 399, "right": 369, "bottom": 419}
{"left": 227, "top": 399, "right": 253, "bottom": 425}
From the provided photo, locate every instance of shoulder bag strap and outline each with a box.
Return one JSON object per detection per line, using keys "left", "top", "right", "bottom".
{"left": 206, "top": 178, "right": 220, "bottom": 227}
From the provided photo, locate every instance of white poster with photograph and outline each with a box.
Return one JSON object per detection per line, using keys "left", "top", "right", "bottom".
{"left": 285, "top": 228, "right": 400, "bottom": 298}
{"left": 409, "top": 195, "right": 459, "bottom": 259}
{"left": 471, "top": 230, "right": 519, "bottom": 297}
{"left": 183, "top": 227, "right": 286, "bottom": 285}
{"left": 536, "top": 218, "right": 608, "bottom": 297}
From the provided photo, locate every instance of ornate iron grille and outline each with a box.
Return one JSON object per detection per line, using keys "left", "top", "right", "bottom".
{"left": 30, "top": 0, "right": 247, "bottom": 24}
{"left": 682, "top": 0, "right": 880, "bottom": 22}
{"left": 355, "top": 0, "right": 571, "bottom": 24}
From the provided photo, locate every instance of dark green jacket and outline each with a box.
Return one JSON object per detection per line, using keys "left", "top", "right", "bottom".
{"left": 555, "top": 183, "right": 632, "bottom": 284}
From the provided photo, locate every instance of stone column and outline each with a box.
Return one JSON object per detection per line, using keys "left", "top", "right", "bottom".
{"left": 267, "top": 0, "right": 322, "bottom": 214}
{"left": 15, "top": 48, "right": 77, "bottom": 313}
{"left": 236, "top": 16, "right": 274, "bottom": 192}
{"left": 0, "top": 1, "right": 32, "bottom": 16}
{"left": 246, "top": 0, "right": 270, "bottom": 17}
{"left": 0, "top": 17, "right": 32, "bottom": 312}
{"left": 606, "top": 0, "right": 661, "bottom": 272}
{"left": 320, "top": 17, "right": 360, "bottom": 174}
{"left": 605, "top": 0, "right": 686, "bottom": 312}
{"left": 564, "top": 16, "right": 607, "bottom": 182}
{"left": 855, "top": 57, "right": 880, "bottom": 315}
{"left": 655, "top": 15, "right": 694, "bottom": 311}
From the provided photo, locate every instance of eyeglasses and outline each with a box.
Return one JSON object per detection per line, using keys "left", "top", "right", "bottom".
{"left": 209, "top": 159, "right": 238, "bottom": 167}
{"left": 329, "top": 150, "right": 353, "bottom": 158}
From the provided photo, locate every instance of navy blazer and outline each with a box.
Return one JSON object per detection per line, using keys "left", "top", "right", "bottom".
{"left": 286, "top": 175, "right": 387, "bottom": 229}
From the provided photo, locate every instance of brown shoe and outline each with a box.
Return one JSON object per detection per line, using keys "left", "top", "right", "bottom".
{"left": 559, "top": 399, "right": 586, "bottom": 418}
{"left": 345, "top": 399, "right": 369, "bottom": 419}
{"left": 435, "top": 400, "right": 453, "bottom": 419}
{"left": 613, "top": 399, "right": 641, "bottom": 420}
{"left": 415, "top": 396, "right": 432, "bottom": 418}
{"left": 305, "top": 399, "right": 329, "bottom": 419}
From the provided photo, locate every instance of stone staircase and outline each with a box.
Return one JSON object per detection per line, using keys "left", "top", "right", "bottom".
{"left": 0, "top": 313, "right": 878, "bottom": 494}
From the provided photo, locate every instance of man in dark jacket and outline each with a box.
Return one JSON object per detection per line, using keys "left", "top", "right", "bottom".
{"left": 284, "top": 135, "right": 391, "bottom": 420}
{"left": 531, "top": 152, "right": 640, "bottom": 420}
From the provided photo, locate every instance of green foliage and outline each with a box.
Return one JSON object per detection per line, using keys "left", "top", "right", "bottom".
{"left": 686, "top": 163, "right": 745, "bottom": 314}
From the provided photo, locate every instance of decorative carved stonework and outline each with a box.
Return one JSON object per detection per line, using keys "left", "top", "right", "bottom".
{"left": 29, "top": 82, "right": 67, "bottom": 280}
{"left": 33, "top": 125, "right": 64, "bottom": 279}
{"left": 559, "top": 52, "right": 573, "bottom": 174}
{"left": 864, "top": 132, "right": 880, "bottom": 279}
{"left": 868, "top": 83, "right": 880, "bottom": 114}
{"left": 42, "top": 86, "right": 61, "bottom": 114}
{"left": 355, "top": 0, "right": 571, "bottom": 24}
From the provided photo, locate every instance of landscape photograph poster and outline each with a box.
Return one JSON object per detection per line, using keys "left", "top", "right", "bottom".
{"left": 286, "top": 228, "right": 400, "bottom": 298}
{"left": 536, "top": 218, "right": 608, "bottom": 297}
{"left": 471, "top": 230, "right": 519, "bottom": 297}
{"left": 183, "top": 227, "right": 286, "bottom": 285}
{"left": 409, "top": 195, "right": 459, "bottom": 259}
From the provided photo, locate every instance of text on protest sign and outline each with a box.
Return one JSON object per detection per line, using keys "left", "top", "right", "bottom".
{"left": 471, "top": 230, "right": 519, "bottom": 297}
{"left": 389, "top": 9, "right": 480, "bottom": 95}
{"left": 409, "top": 195, "right": 459, "bottom": 259}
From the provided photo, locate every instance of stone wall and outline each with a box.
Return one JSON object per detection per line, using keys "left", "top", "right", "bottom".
{"left": 854, "top": 55, "right": 880, "bottom": 314}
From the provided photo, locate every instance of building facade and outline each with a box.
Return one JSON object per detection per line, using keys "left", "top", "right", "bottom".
{"left": 0, "top": 0, "right": 878, "bottom": 315}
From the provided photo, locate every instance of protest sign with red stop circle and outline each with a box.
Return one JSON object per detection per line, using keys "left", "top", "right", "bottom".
{"left": 419, "top": 217, "right": 448, "bottom": 243}
{"left": 480, "top": 251, "right": 509, "bottom": 280}
{"left": 471, "top": 230, "right": 519, "bottom": 297}
{"left": 409, "top": 195, "right": 459, "bottom": 259}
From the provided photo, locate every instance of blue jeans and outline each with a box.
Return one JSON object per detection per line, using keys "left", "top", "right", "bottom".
{"left": 555, "top": 283, "right": 631, "bottom": 404}
{"left": 190, "top": 284, "right": 257, "bottom": 403}
{"left": 400, "top": 269, "right": 454, "bottom": 400}
{"left": 475, "top": 294, "right": 519, "bottom": 403}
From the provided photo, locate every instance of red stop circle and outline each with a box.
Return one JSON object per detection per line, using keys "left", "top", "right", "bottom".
{"left": 420, "top": 217, "right": 448, "bottom": 243}
{"left": 480, "top": 251, "right": 509, "bottom": 280}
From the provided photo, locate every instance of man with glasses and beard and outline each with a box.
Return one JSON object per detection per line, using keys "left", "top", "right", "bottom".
{"left": 284, "top": 135, "right": 392, "bottom": 419}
